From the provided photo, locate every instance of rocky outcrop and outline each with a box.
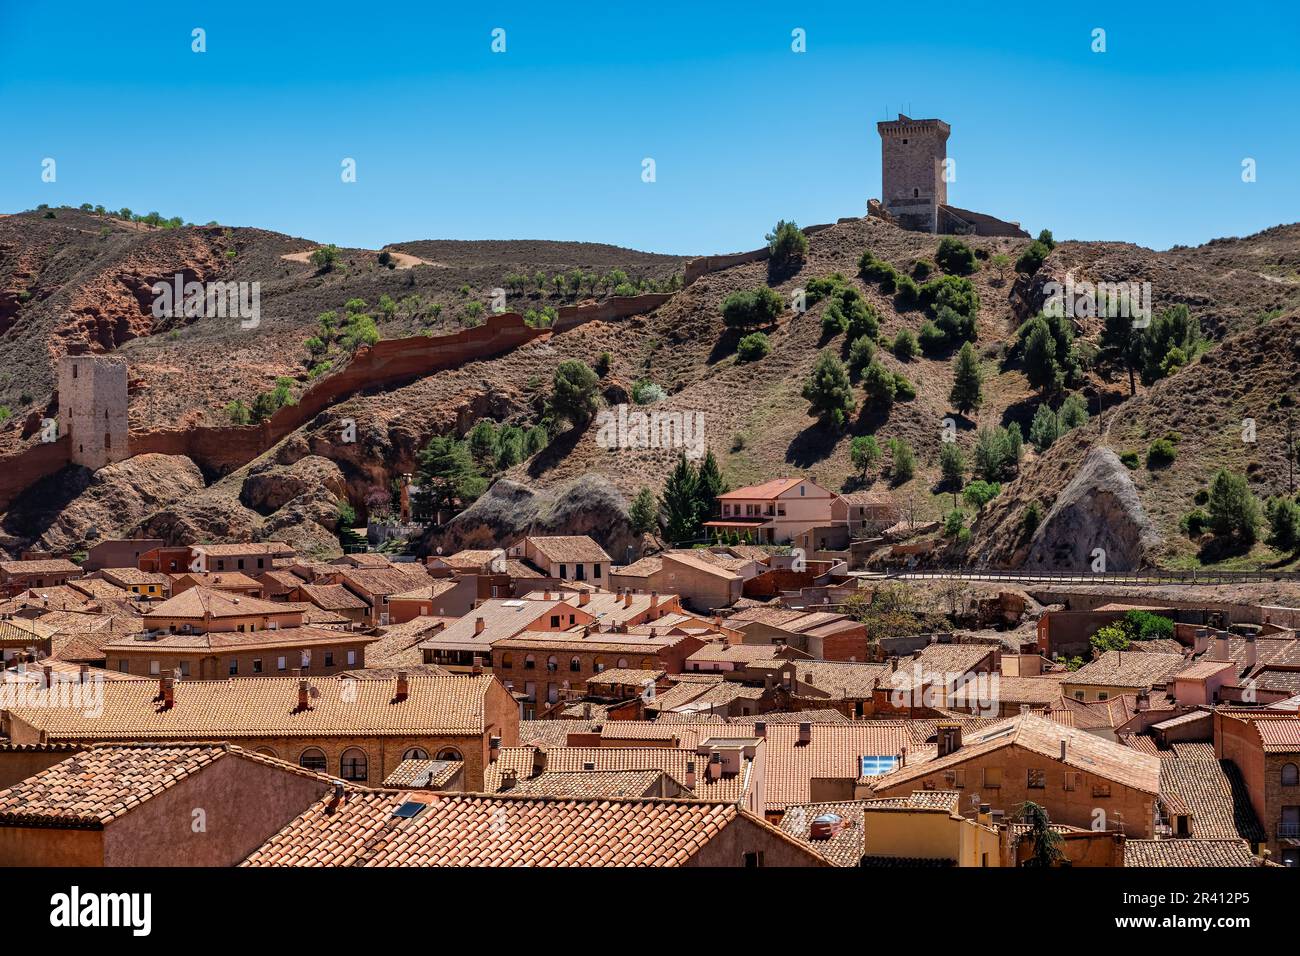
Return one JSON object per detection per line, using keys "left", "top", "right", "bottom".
{"left": 240, "top": 454, "right": 347, "bottom": 515}
{"left": 1022, "top": 447, "right": 1162, "bottom": 571}
{"left": 32, "top": 454, "right": 206, "bottom": 553}
{"left": 423, "top": 475, "right": 635, "bottom": 561}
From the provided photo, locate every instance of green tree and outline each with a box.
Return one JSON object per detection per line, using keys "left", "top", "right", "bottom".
{"left": 550, "top": 360, "right": 600, "bottom": 426}
{"left": 339, "top": 313, "right": 379, "bottom": 351}
{"left": 309, "top": 244, "right": 340, "bottom": 272}
{"left": 629, "top": 487, "right": 659, "bottom": 536}
{"left": 890, "top": 438, "right": 915, "bottom": 484}
{"left": 722, "top": 286, "right": 784, "bottom": 328}
{"left": 415, "top": 436, "right": 486, "bottom": 522}
{"left": 1015, "top": 240, "right": 1050, "bottom": 275}
{"left": 737, "top": 332, "right": 770, "bottom": 361}
{"left": 1206, "top": 469, "right": 1261, "bottom": 547}
{"left": 935, "top": 237, "right": 977, "bottom": 275}
{"left": 467, "top": 420, "right": 500, "bottom": 472}
{"left": 1267, "top": 496, "right": 1300, "bottom": 551}
{"left": 1022, "top": 317, "right": 1062, "bottom": 395}
{"left": 990, "top": 253, "right": 1012, "bottom": 283}
{"left": 949, "top": 342, "right": 984, "bottom": 415}
{"left": 660, "top": 454, "right": 702, "bottom": 543}
{"left": 1029, "top": 402, "right": 1060, "bottom": 452}
{"left": 893, "top": 328, "right": 919, "bottom": 360}
{"left": 1057, "top": 392, "right": 1089, "bottom": 430}
{"left": 850, "top": 435, "right": 882, "bottom": 480}
{"left": 766, "top": 220, "right": 808, "bottom": 274}
{"left": 695, "top": 450, "right": 728, "bottom": 525}
{"left": 974, "top": 425, "right": 1019, "bottom": 482}
{"left": 377, "top": 294, "right": 397, "bottom": 319}
{"left": 1013, "top": 802, "right": 1065, "bottom": 867}
{"left": 225, "top": 400, "right": 251, "bottom": 425}
{"left": 801, "top": 351, "right": 855, "bottom": 428}
{"left": 496, "top": 425, "right": 525, "bottom": 470}
{"left": 861, "top": 361, "right": 897, "bottom": 407}
{"left": 523, "top": 425, "right": 548, "bottom": 456}
{"left": 963, "top": 480, "right": 1001, "bottom": 510}
{"left": 940, "top": 442, "right": 965, "bottom": 486}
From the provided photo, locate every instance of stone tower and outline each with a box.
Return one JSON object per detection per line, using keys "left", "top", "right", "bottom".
{"left": 58, "top": 353, "right": 129, "bottom": 471}
{"left": 877, "top": 114, "right": 950, "bottom": 233}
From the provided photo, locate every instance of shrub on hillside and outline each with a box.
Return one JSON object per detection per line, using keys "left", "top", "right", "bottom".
{"left": 736, "top": 332, "right": 771, "bottom": 362}
{"left": 1206, "top": 469, "right": 1261, "bottom": 547}
{"left": 1146, "top": 438, "right": 1177, "bottom": 468}
{"left": 893, "top": 328, "right": 919, "bottom": 360}
{"left": 766, "top": 220, "right": 808, "bottom": 274}
{"left": 935, "top": 237, "right": 977, "bottom": 276}
{"left": 1015, "top": 240, "right": 1051, "bottom": 275}
{"left": 722, "top": 286, "right": 785, "bottom": 327}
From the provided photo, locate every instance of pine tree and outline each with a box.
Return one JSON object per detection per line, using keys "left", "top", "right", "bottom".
{"left": 949, "top": 342, "right": 984, "bottom": 415}
{"left": 660, "top": 454, "right": 702, "bottom": 543}
{"left": 628, "top": 487, "right": 658, "bottom": 536}
{"left": 850, "top": 435, "right": 881, "bottom": 480}
{"left": 1023, "top": 318, "right": 1062, "bottom": 395}
{"left": 415, "top": 436, "right": 486, "bottom": 523}
{"left": 940, "top": 441, "right": 965, "bottom": 486}
{"left": 694, "top": 450, "right": 728, "bottom": 525}
{"left": 1029, "top": 402, "right": 1060, "bottom": 452}
{"left": 801, "top": 351, "right": 855, "bottom": 428}
{"left": 550, "top": 359, "right": 600, "bottom": 426}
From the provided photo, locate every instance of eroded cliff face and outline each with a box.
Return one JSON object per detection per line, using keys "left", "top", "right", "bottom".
{"left": 1021, "top": 446, "right": 1163, "bottom": 571}
{"left": 420, "top": 475, "right": 636, "bottom": 561}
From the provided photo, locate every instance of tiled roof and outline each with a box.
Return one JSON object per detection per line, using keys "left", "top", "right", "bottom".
{"left": 6, "top": 674, "right": 498, "bottom": 740}
{"left": 718, "top": 478, "right": 805, "bottom": 500}
{"left": 364, "top": 617, "right": 453, "bottom": 669}
{"left": 193, "top": 542, "right": 294, "bottom": 557}
{"left": 1158, "top": 758, "right": 1266, "bottom": 842}
{"left": 861, "top": 789, "right": 961, "bottom": 812}
{"left": 503, "top": 769, "right": 669, "bottom": 799}
{"left": 1123, "top": 839, "right": 1257, "bottom": 868}
{"left": 338, "top": 565, "right": 434, "bottom": 598}
{"left": 587, "top": 668, "right": 664, "bottom": 687}
{"left": 687, "top": 642, "right": 793, "bottom": 663}
{"left": 144, "top": 587, "right": 289, "bottom": 620}
{"left": 100, "top": 625, "right": 371, "bottom": 654}
{"left": 382, "top": 758, "right": 463, "bottom": 789}
{"left": 98, "top": 568, "right": 171, "bottom": 587}
{"left": 296, "top": 584, "right": 369, "bottom": 611}
{"left": 485, "top": 746, "right": 753, "bottom": 804}
{"left": 788, "top": 660, "right": 890, "bottom": 700}
{"left": 874, "top": 713, "right": 1162, "bottom": 796}
{"left": 388, "top": 580, "right": 460, "bottom": 602}
{"left": 1252, "top": 716, "right": 1300, "bottom": 752}
{"left": 0, "top": 617, "right": 55, "bottom": 643}
{"left": 0, "top": 743, "right": 329, "bottom": 828}
{"left": 519, "top": 719, "right": 601, "bottom": 748}
{"left": 241, "top": 792, "right": 826, "bottom": 867}
{"left": 779, "top": 801, "right": 868, "bottom": 866}
{"left": 524, "top": 536, "right": 612, "bottom": 564}
{"left": 0, "top": 559, "right": 81, "bottom": 575}
{"left": 1066, "top": 650, "right": 1187, "bottom": 689}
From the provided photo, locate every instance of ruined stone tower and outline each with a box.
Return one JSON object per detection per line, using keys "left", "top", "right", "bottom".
{"left": 877, "top": 113, "right": 950, "bottom": 233}
{"left": 58, "top": 353, "right": 128, "bottom": 470}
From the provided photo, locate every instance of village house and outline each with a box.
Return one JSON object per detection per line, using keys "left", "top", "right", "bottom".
{"left": 386, "top": 578, "right": 477, "bottom": 623}
{"left": 189, "top": 542, "right": 297, "bottom": 574}
{"left": 1061, "top": 650, "right": 1187, "bottom": 703}
{"left": 82, "top": 538, "right": 165, "bottom": 573}
{"left": 96, "top": 567, "right": 171, "bottom": 600}
{"left": 286, "top": 583, "right": 370, "bottom": 625}
{"left": 0, "top": 743, "right": 339, "bottom": 866}
{"left": 417, "top": 595, "right": 600, "bottom": 672}
{"left": 337, "top": 564, "right": 437, "bottom": 626}
{"left": 727, "top": 606, "right": 870, "bottom": 662}
{"left": 1, "top": 672, "right": 519, "bottom": 790}
{"left": 0, "top": 559, "right": 83, "bottom": 598}
{"left": 240, "top": 790, "right": 828, "bottom": 867}
{"left": 706, "top": 478, "right": 846, "bottom": 545}
{"left": 869, "top": 713, "right": 1161, "bottom": 837}
{"left": 507, "top": 536, "right": 613, "bottom": 584}
{"left": 1214, "top": 709, "right": 1300, "bottom": 866}
{"left": 610, "top": 551, "right": 745, "bottom": 613}
{"left": 101, "top": 625, "right": 376, "bottom": 680}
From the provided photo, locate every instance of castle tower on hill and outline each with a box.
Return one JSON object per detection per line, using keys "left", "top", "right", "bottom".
{"left": 58, "top": 353, "right": 129, "bottom": 471}
{"left": 877, "top": 114, "right": 951, "bottom": 233}
{"left": 873, "top": 114, "right": 1029, "bottom": 238}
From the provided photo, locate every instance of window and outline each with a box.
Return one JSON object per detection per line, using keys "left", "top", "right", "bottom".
{"left": 524, "top": 655, "right": 536, "bottom": 670}
{"left": 550, "top": 615, "right": 560, "bottom": 628}
{"left": 340, "top": 748, "right": 368, "bottom": 782}
{"left": 617, "top": 658, "right": 629, "bottom": 669}
{"left": 743, "top": 851, "right": 764, "bottom": 868}
{"left": 436, "top": 747, "right": 463, "bottom": 761}
{"left": 983, "top": 767, "right": 1002, "bottom": 789}
{"left": 560, "top": 564, "right": 568, "bottom": 578}
{"left": 252, "top": 658, "right": 262, "bottom": 674}
{"left": 547, "top": 656, "right": 558, "bottom": 672}
{"left": 347, "top": 650, "right": 356, "bottom": 666}
{"left": 149, "top": 660, "right": 160, "bottom": 676}
{"left": 324, "top": 652, "right": 334, "bottom": 667}
{"left": 570, "top": 656, "right": 581, "bottom": 672}
{"left": 118, "top": 659, "right": 129, "bottom": 674}
{"left": 1283, "top": 763, "right": 1300, "bottom": 787}
{"left": 228, "top": 659, "right": 238, "bottom": 675}
{"left": 1027, "top": 769, "right": 1046, "bottom": 789}
{"left": 255, "top": 747, "right": 278, "bottom": 759}
{"left": 403, "top": 747, "right": 429, "bottom": 760}
{"left": 299, "top": 748, "right": 327, "bottom": 772}
{"left": 277, "top": 656, "right": 287, "bottom": 671}
{"left": 575, "top": 564, "right": 586, "bottom": 581}
{"left": 594, "top": 564, "right": 602, "bottom": 579}
{"left": 913, "top": 188, "right": 919, "bottom": 198}
{"left": 179, "top": 661, "right": 190, "bottom": 677}
{"left": 1098, "top": 692, "right": 1109, "bottom": 701}
{"left": 1092, "top": 784, "right": 1111, "bottom": 798}
{"left": 500, "top": 653, "right": 513, "bottom": 670}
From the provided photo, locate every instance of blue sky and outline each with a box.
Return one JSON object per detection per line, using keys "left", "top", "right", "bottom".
{"left": 2, "top": 1, "right": 1297, "bottom": 255}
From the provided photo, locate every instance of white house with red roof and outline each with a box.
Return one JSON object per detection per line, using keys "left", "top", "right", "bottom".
{"left": 706, "top": 478, "right": 848, "bottom": 545}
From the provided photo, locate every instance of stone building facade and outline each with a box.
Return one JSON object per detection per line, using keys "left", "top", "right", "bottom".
{"left": 57, "top": 354, "right": 129, "bottom": 471}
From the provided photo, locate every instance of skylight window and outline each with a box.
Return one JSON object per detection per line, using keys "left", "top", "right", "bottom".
{"left": 391, "top": 801, "right": 428, "bottom": 819}
{"left": 860, "top": 755, "right": 899, "bottom": 776}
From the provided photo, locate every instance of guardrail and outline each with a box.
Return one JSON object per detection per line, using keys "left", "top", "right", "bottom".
{"left": 868, "top": 567, "right": 1300, "bottom": 586}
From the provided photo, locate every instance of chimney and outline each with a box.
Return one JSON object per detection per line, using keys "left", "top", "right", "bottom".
{"left": 471, "top": 656, "right": 483, "bottom": 676}
{"left": 685, "top": 759, "right": 696, "bottom": 790}
{"left": 578, "top": 591, "right": 590, "bottom": 607}
{"left": 754, "top": 720, "right": 767, "bottom": 739}
{"left": 297, "top": 679, "right": 310, "bottom": 712}
{"left": 1193, "top": 628, "right": 1210, "bottom": 656}
{"left": 582, "top": 702, "right": 592, "bottom": 719}
{"left": 326, "top": 779, "right": 346, "bottom": 812}
{"left": 1214, "top": 633, "right": 1231, "bottom": 661}
{"left": 395, "top": 671, "right": 409, "bottom": 702}
{"left": 1060, "top": 739, "right": 1068, "bottom": 761}
{"left": 78, "top": 664, "right": 89, "bottom": 685}
{"left": 531, "top": 748, "right": 548, "bottom": 778}
{"left": 936, "top": 723, "right": 962, "bottom": 757}
{"left": 500, "top": 767, "right": 518, "bottom": 791}
{"left": 42, "top": 665, "right": 52, "bottom": 688}
{"left": 888, "top": 657, "right": 898, "bottom": 673}
{"left": 623, "top": 591, "right": 633, "bottom": 609}
{"left": 899, "top": 745, "right": 907, "bottom": 767}
{"left": 977, "top": 803, "right": 992, "bottom": 827}
{"left": 1244, "top": 634, "right": 1258, "bottom": 671}
{"left": 798, "top": 722, "right": 812, "bottom": 746}
{"left": 1136, "top": 691, "right": 1149, "bottom": 712}
{"left": 650, "top": 591, "right": 659, "bottom": 610}
{"left": 543, "top": 589, "right": 552, "bottom": 602}
{"left": 161, "top": 676, "right": 175, "bottom": 710}
{"left": 706, "top": 752, "right": 723, "bottom": 782}
{"left": 474, "top": 616, "right": 485, "bottom": 635}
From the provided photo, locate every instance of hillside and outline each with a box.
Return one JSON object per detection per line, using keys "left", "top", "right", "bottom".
{"left": 3, "top": 206, "right": 1300, "bottom": 563}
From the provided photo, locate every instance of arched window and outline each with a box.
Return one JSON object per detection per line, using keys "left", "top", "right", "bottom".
{"left": 436, "top": 747, "right": 463, "bottom": 762}
{"left": 299, "top": 748, "right": 326, "bottom": 772}
{"left": 640, "top": 658, "right": 655, "bottom": 669}
{"left": 570, "top": 656, "right": 581, "bottom": 672}
{"left": 593, "top": 657, "right": 605, "bottom": 674}
{"left": 617, "top": 658, "right": 629, "bottom": 669}
{"left": 547, "top": 656, "right": 558, "bottom": 672}
{"left": 340, "top": 748, "right": 368, "bottom": 782}
{"left": 524, "top": 654, "right": 536, "bottom": 670}
{"left": 403, "top": 747, "right": 429, "bottom": 761}
{"left": 500, "top": 652, "right": 513, "bottom": 670}
{"left": 1283, "top": 763, "right": 1299, "bottom": 786}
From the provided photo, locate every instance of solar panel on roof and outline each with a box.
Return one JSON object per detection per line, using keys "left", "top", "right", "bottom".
{"left": 391, "top": 800, "right": 428, "bottom": 819}
{"left": 860, "top": 755, "right": 899, "bottom": 776}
